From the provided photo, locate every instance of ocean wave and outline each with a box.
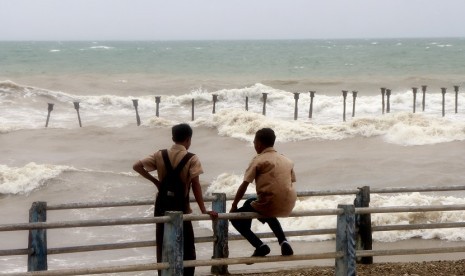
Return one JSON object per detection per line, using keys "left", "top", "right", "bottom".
{"left": 0, "top": 163, "right": 138, "bottom": 195}
{"left": 0, "top": 163, "right": 74, "bottom": 195}
{"left": 203, "top": 173, "right": 465, "bottom": 242}
{"left": 2, "top": 81, "right": 465, "bottom": 145}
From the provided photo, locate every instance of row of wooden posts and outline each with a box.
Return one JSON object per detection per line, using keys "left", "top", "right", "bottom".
{"left": 44, "top": 85, "right": 461, "bottom": 127}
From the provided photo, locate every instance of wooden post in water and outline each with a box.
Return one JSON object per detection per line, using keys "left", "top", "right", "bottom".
{"left": 45, "top": 103, "right": 54, "bottom": 128}
{"left": 262, "top": 93, "right": 268, "bottom": 115}
{"left": 191, "top": 99, "right": 195, "bottom": 121}
{"left": 28, "top": 202, "right": 47, "bottom": 271}
{"left": 335, "top": 204, "right": 356, "bottom": 276}
{"left": 441, "top": 87, "right": 447, "bottom": 117}
{"left": 454, "top": 86, "right": 459, "bottom": 114}
{"left": 421, "top": 85, "right": 427, "bottom": 111}
{"left": 351, "top": 91, "right": 357, "bottom": 117}
{"left": 354, "top": 186, "right": 373, "bottom": 264}
{"left": 380, "top": 88, "right": 386, "bottom": 114}
{"left": 155, "top": 96, "right": 161, "bottom": 117}
{"left": 211, "top": 193, "right": 229, "bottom": 275}
{"left": 342, "top": 90, "right": 348, "bottom": 122}
{"left": 73, "top": 102, "right": 82, "bottom": 127}
{"left": 212, "top": 94, "right": 218, "bottom": 114}
{"left": 386, "top": 89, "right": 391, "bottom": 113}
{"left": 162, "top": 211, "right": 183, "bottom": 276}
{"left": 293, "top": 92, "right": 300, "bottom": 120}
{"left": 412, "top": 87, "right": 418, "bottom": 113}
{"left": 245, "top": 96, "right": 249, "bottom": 111}
{"left": 132, "top": 99, "right": 141, "bottom": 126}
{"left": 309, "top": 91, "right": 315, "bottom": 119}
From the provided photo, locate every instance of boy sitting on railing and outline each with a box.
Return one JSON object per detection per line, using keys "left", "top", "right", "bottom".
{"left": 230, "top": 128, "right": 297, "bottom": 258}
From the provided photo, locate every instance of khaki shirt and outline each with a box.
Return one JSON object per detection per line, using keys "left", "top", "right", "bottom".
{"left": 140, "top": 144, "right": 203, "bottom": 213}
{"left": 244, "top": 147, "right": 297, "bottom": 217}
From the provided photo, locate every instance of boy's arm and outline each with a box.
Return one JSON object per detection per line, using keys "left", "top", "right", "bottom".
{"left": 133, "top": 161, "right": 160, "bottom": 190}
{"left": 191, "top": 175, "right": 218, "bottom": 219}
{"left": 230, "top": 181, "right": 250, "bottom": 212}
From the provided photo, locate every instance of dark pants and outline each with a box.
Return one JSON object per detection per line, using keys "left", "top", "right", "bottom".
{"left": 230, "top": 198, "right": 287, "bottom": 248}
{"left": 156, "top": 220, "right": 196, "bottom": 276}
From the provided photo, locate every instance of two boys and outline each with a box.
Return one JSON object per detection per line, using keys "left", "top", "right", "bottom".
{"left": 133, "top": 124, "right": 296, "bottom": 274}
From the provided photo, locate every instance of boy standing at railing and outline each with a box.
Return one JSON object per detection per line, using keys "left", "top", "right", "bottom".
{"left": 230, "top": 127, "right": 297, "bottom": 258}
{"left": 133, "top": 123, "right": 217, "bottom": 276}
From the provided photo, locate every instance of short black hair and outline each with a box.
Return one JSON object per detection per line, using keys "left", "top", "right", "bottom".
{"left": 172, "top": 123, "right": 193, "bottom": 143}
{"left": 255, "top": 128, "right": 276, "bottom": 147}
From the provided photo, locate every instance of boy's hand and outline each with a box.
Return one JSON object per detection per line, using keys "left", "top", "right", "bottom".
{"left": 204, "top": 210, "right": 218, "bottom": 219}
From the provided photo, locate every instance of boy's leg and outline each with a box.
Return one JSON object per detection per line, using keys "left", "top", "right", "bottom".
{"left": 155, "top": 223, "right": 164, "bottom": 276}
{"left": 260, "top": 217, "right": 294, "bottom": 256}
{"left": 230, "top": 198, "right": 264, "bottom": 248}
{"left": 183, "top": 221, "right": 196, "bottom": 276}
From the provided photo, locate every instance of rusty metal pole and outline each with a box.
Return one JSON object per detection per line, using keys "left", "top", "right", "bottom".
{"left": 262, "top": 93, "right": 268, "bottom": 116}
{"left": 412, "top": 87, "right": 418, "bottom": 114}
{"left": 380, "top": 88, "right": 386, "bottom": 114}
{"left": 352, "top": 91, "right": 357, "bottom": 117}
{"left": 212, "top": 94, "right": 218, "bottom": 114}
{"left": 386, "top": 89, "right": 391, "bottom": 113}
{"left": 191, "top": 99, "right": 195, "bottom": 121}
{"left": 309, "top": 91, "right": 315, "bottom": 119}
{"left": 454, "top": 86, "right": 459, "bottom": 114}
{"left": 441, "top": 87, "right": 447, "bottom": 117}
{"left": 155, "top": 96, "right": 161, "bottom": 117}
{"left": 293, "top": 92, "right": 300, "bottom": 120}
{"left": 73, "top": 102, "right": 82, "bottom": 127}
{"left": 45, "top": 103, "right": 54, "bottom": 128}
{"left": 132, "top": 99, "right": 141, "bottom": 126}
{"left": 342, "top": 90, "right": 348, "bottom": 122}
{"left": 421, "top": 85, "right": 427, "bottom": 111}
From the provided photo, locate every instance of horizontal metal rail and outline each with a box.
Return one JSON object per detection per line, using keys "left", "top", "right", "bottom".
{"left": 0, "top": 209, "right": 341, "bottom": 232}
{"left": 3, "top": 252, "right": 342, "bottom": 276}
{"left": 356, "top": 204, "right": 465, "bottom": 214}
{"left": 372, "top": 221, "right": 465, "bottom": 232}
{"left": 45, "top": 185, "right": 465, "bottom": 210}
{"left": 357, "top": 245, "right": 465, "bottom": 257}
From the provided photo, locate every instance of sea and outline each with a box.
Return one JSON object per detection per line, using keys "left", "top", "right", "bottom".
{"left": 1, "top": 38, "right": 465, "bottom": 274}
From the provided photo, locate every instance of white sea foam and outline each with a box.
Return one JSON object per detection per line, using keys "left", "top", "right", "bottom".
{"left": 2, "top": 81, "right": 465, "bottom": 145}
{"left": 203, "top": 173, "right": 465, "bottom": 242}
{"left": 0, "top": 163, "right": 73, "bottom": 194}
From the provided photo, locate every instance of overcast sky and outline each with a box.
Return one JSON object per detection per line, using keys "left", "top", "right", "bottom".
{"left": 2, "top": 0, "right": 465, "bottom": 41}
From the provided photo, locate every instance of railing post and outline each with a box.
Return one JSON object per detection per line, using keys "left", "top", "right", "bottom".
{"left": 352, "top": 91, "right": 357, "bottom": 117}
{"left": 28, "top": 201, "right": 47, "bottom": 271}
{"left": 155, "top": 96, "right": 161, "bottom": 117}
{"left": 335, "top": 204, "right": 356, "bottom": 276}
{"left": 45, "top": 103, "right": 54, "bottom": 127}
{"left": 342, "top": 90, "right": 348, "bottom": 122}
{"left": 245, "top": 96, "right": 249, "bottom": 111}
{"left": 309, "top": 91, "right": 315, "bottom": 119}
{"left": 293, "top": 92, "right": 300, "bottom": 120}
{"left": 73, "top": 102, "right": 82, "bottom": 127}
{"left": 454, "top": 85, "right": 459, "bottom": 114}
{"left": 354, "top": 186, "right": 373, "bottom": 264}
{"left": 132, "top": 99, "right": 141, "bottom": 126}
{"left": 441, "top": 87, "right": 447, "bottom": 117}
{"left": 262, "top": 93, "right": 268, "bottom": 116}
{"left": 211, "top": 193, "right": 229, "bottom": 275}
{"left": 162, "top": 211, "right": 183, "bottom": 276}
{"left": 386, "top": 89, "right": 391, "bottom": 113}
{"left": 421, "top": 85, "right": 427, "bottom": 112}
{"left": 212, "top": 94, "right": 218, "bottom": 114}
{"left": 412, "top": 87, "right": 418, "bottom": 113}
{"left": 380, "top": 88, "right": 386, "bottom": 114}
{"left": 191, "top": 99, "right": 195, "bottom": 121}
